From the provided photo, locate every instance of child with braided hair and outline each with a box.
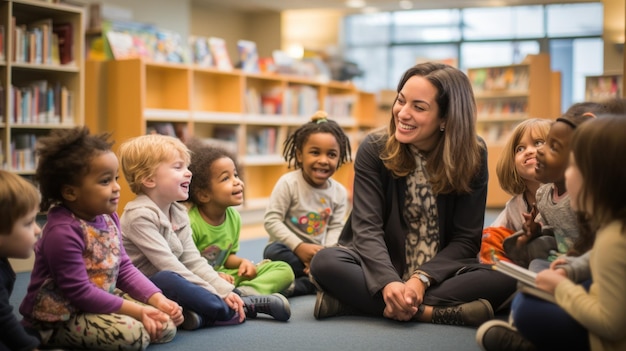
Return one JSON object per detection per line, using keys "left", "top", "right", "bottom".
{"left": 263, "top": 111, "right": 352, "bottom": 297}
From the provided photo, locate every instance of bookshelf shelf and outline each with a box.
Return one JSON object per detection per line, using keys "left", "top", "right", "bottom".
{"left": 468, "top": 54, "right": 560, "bottom": 208}
{"left": 0, "top": 0, "right": 84, "bottom": 173}
{"left": 95, "top": 58, "right": 374, "bottom": 212}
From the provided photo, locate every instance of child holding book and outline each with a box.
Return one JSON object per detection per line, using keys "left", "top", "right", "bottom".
{"left": 0, "top": 171, "right": 41, "bottom": 351}
{"left": 477, "top": 115, "right": 626, "bottom": 351}
{"left": 119, "top": 134, "right": 291, "bottom": 331}
{"left": 479, "top": 118, "right": 551, "bottom": 265}
{"left": 20, "top": 127, "right": 181, "bottom": 351}
{"left": 185, "top": 140, "right": 294, "bottom": 296}
{"left": 263, "top": 111, "right": 352, "bottom": 296}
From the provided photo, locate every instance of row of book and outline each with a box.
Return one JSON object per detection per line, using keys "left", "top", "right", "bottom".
{"left": 469, "top": 67, "right": 530, "bottom": 93}
{"left": 245, "top": 85, "right": 322, "bottom": 117}
{"left": 8, "top": 17, "right": 74, "bottom": 65}
{"left": 246, "top": 127, "right": 278, "bottom": 156}
{"left": 477, "top": 121, "right": 518, "bottom": 145}
{"left": 102, "top": 20, "right": 335, "bottom": 79}
{"left": 2, "top": 81, "right": 74, "bottom": 125}
{"left": 9, "top": 133, "right": 38, "bottom": 172}
{"left": 476, "top": 99, "right": 528, "bottom": 118}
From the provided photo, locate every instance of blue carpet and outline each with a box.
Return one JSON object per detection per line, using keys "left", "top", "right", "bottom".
{"left": 10, "top": 210, "right": 502, "bottom": 350}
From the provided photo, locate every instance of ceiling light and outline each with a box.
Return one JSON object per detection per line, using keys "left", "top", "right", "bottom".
{"left": 399, "top": 0, "right": 413, "bottom": 9}
{"left": 346, "top": 0, "right": 366, "bottom": 8}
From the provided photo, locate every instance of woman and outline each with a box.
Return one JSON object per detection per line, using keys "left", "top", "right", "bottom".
{"left": 309, "top": 62, "right": 516, "bottom": 326}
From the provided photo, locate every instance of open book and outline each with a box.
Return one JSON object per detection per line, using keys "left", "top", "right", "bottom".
{"left": 492, "top": 257, "right": 556, "bottom": 303}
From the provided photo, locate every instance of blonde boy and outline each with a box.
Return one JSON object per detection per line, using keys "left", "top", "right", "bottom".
{"left": 119, "top": 135, "right": 290, "bottom": 330}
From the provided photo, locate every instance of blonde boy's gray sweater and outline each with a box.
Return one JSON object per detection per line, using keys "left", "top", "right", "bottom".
{"left": 120, "top": 194, "right": 234, "bottom": 298}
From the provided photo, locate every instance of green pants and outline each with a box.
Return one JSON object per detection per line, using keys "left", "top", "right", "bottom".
{"left": 219, "top": 259, "right": 294, "bottom": 295}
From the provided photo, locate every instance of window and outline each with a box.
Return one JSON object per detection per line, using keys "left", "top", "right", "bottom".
{"left": 462, "top": 6, "right": 544, "bottom": 40}
{"left": 392, "top": 9, "right": 461, "bottom": 42}
{"left": 343, "top": 2, "right": 604, "bottom": 109}
{"left": 344, "top": 12, "right": 391, "bottom": 45}
{"left": 460, "top": 41, "right": 540, "bottom": 70}
{"left": 547, "top": 3, "right": 603, "bottom": 37}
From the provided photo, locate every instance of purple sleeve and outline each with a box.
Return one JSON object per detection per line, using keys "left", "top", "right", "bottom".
{"left": 111, "top": 213, "right": 161, "bottom": 302}
{"left": 41, "top": 219, "right": 124, "bottom": 314}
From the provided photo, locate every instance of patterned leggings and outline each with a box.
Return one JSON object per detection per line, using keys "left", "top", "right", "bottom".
{"left": 40, "top": 294, "right": 176, "bottom": 351}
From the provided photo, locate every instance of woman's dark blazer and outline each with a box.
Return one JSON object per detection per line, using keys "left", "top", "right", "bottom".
{"left": 338, "top": 132, "right": 489, "bottom": 296}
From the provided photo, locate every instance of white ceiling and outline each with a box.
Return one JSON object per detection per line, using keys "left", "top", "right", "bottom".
{"left": 191, "top": 0, "right": 597, "bottom": 13}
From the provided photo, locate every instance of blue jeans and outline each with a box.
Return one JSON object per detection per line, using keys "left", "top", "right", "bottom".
{"left": 150, "top": 270, "right": 235, "bottom": 325}
{"left": 512, "top": 280, "right": 592, "bottom": 351}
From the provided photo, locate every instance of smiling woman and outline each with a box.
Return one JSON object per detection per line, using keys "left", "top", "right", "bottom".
{"left": 309, "top": 62, "right": 518, "bottom": 327}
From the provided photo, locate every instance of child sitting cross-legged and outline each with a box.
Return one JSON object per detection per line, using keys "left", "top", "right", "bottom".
{"left": 185, "top": 140, "right": 294, "bottom": 297}
{"left": 118, "top": 134, "right": 291, "bottom": 331}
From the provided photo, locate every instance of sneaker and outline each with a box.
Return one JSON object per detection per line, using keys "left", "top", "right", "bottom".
{"left": 313, "top": 290, "right": 355, "bottom": 320}
{"left": 476, "top": 320, "right": 537, "bottom": 351}
{"left": 242, "top": 293, "right": 291, "bottom": 321}
{"left": 279, "top": 281, "right": 296, "bottom": 297}
{"left": 432, "top": 299, "right": 494, "bottom": 327}
{"left": 181, "top": 310, "right": 203, "bottom": 330}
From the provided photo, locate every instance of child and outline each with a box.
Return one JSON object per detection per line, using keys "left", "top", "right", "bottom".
{"left": 185, "top": 140, "right": 294, "bottom": 296}
{"left": 0, "top": 171, "right": 41, "bottom": 351}
{"left": 504, "top": 102, "right": 605, "bottom": 268}
{"left": 479, "top": 118, "right": 551, "bottom": 264}
{"left": 263, "top": 111, "right": 352, "bottom": 297}
{"left": 118, "top": 134, "right": 291, "bottom": 331}
{"left": 19, "top": 127, "right": 181, "bottom": 351}
{"left": 477, "top": 115, "right": 626, "bottom": 351}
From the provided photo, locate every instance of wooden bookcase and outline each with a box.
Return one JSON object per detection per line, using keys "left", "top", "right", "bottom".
{"left": 467, "top": 54, "right": 560, "bottom": 208}
{"left": 1, "top": 0, "right": 84, "bottom": 273}
{"left": 98, "top": 58, "right": 376, "bottom": 213}
{"left": 585, "top": 73, "right": 623, "bottom": 102}
{"left": 0, "top": 0, "right": 84, "bottom": 176}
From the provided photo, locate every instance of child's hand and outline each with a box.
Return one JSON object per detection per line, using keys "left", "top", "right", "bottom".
{"left": 519, "top": 204, "right": 540, "bottom": 246}
{"left": 224, "top": 292, "right": 246, "bottom": 323}
{"left": 294, "top": 243, "right": 324, "bottom": 266}
{"left": 148, "top": 293, "right": 183, "bottom": 326}
{"left": 237, "top": 259, "right": 257, "bottom": 279}
{"left": 219, "top": 272, "right": 235, "bottom": 284}
{"left": 535, "top": 269, "right": 568, "bottom": 294}
{"left": 140, "top": 305, "right": 170, "bottom": 341}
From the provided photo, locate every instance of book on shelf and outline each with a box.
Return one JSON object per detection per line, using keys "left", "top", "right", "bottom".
{"left": 28, "top": 18, "right": 53, "bottom": 64}
{"left": 236, "top": 39, "right": 259, "bottom": 73}
{"left": 492, "top": 257, "right": 556, "bottom": 303}
{"left": 189, "top": 36, "right": 212, "bottom": 67}
{"left": 102, "top": 20, "right": 156, "bottom": 60}
{"left": 52, "top": 22, "right": 73, "bottom": 65}
{"left": 208, "top": 37, "right": 232, "bottom": 71}
{"left": 153, "top": 29, "right": 187, "bottom": 64}
{"left": 0, "top": 25, "right": 5, "bottom": 62}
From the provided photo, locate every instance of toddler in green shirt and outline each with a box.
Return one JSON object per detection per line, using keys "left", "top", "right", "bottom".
{"left": 186, "top": 140, "right": 294, "bottom": 296}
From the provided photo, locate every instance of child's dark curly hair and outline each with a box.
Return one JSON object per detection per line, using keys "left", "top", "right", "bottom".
{"left": 283, "top": 111, "right": 352, "bottom": 169}
{"left": 36, "top": 126, "right": 114, "bottom": 211}
{"left": 186, "top": 139, "right": 240, "bottom": 205}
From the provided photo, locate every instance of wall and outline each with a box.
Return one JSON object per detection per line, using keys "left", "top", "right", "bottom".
{"left": 190, "top": 3, "right": 281, "bottom": 61}
{"left": 602, "top": 0, "right": 626, "bottom": 74}
{"left": 281, "top": 9, "right": 343, "bottom": 54}
{"left": 82, "top": 0, "right": 191, "bottom": 38}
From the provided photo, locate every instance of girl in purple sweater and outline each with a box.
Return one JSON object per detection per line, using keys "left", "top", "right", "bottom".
{"left": 20, "top": 127, "right": 182, "bottom": 351}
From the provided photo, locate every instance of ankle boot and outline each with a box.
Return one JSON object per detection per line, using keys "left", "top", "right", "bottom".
{"left": 432, "top": 299, "right": 494, "bottom": 327}
{"left": 241, "top": 293, "right": 291, "bottom": 321}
